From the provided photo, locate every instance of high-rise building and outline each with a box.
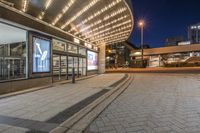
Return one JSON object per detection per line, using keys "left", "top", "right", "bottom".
{"left": 188, "top": 23, "right": 200, "bottom": 44}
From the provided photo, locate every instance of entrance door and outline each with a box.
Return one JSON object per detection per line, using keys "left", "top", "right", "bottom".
{"left": 53, "top": 55, "right": 61, "bottom": 81}
{"left": 68, "top": 56, "right": 78, "bottom": 78}
{"left": 53, "top": 54, "right": 68, "bottom": 82}
{"left": 79, "top": 58, "right": 87, "bottom": 77}
{"left": 60, "top": 55, "right": 67, "bottom": 79}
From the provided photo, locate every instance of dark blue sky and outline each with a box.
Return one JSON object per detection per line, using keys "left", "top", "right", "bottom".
{"left": 128, "top": 0, "right": 200, "bottom": 48}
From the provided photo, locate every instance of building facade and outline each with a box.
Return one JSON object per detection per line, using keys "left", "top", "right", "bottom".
{"left": 188, "top": 23, "right": 200, "bottom": 44}
{"left": 130, "top": 44, "right": 200, "bottom": 68}
{"left": 0, "top": 22, "right": 99, "bottom": 93}
{"left": 106, "top": 42, "right": 135, "bottom": 68}
{"left": 0, "top": 0, "right": 134, "bottom": 94}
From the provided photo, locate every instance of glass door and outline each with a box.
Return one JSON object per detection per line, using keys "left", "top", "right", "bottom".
{"left": 0, "top": 57, "right": 3, "bottom": 80}
{"left": 68, "top": 56, "right": 73, "bottom": 78}
{"left": 79, "top": 58, "right": 83, "bottom": 77}
{"left": 53, "top": 55, "right": 61, "bottom": 81}
{"left": 68, "top": 56, "right": 79, "bottom": 78}
{"left": 53, "top": 55, "right": 68, "bottom": 82}
{"left": 74, "top": 57, "right": 78, "bottom": 77}
{"left": 61, "top": 56, "right": 67, "bottom": 80}
{"left": 79, "top": 58, "right": 87, "bottom": 77}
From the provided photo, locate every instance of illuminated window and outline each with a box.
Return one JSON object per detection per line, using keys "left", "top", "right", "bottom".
{"left": 68, "top": 43, "right": 78, "bottom": 54}
{"left": 73, "top": 38, "right": 80, "bottom": 44}
{"left": 53, "top": 39, "right": 67, "bottom": 51}
{"left": 79, "top": 47, "right": 86, "bottom": 55}
{"left": 0, "top": 23, "right": 27, "bottom": 81}
{"left": 87, "top": 51, "right": 98, "bottom": 70}
{"left": 33, "top": 37, "right": 51, "bottom": 73}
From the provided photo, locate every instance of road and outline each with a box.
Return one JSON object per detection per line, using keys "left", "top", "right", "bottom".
{"left": 106, "top": 67, "right": 200, "bottom": 74}
{"left": 87, "top": 73, "right": 200, "bottom": 133}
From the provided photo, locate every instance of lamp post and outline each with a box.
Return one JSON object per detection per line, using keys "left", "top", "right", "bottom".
{"left": 138, "top": 20, "right": 144, "bottom": 67}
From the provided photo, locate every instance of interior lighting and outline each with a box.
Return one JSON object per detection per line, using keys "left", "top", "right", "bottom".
{"left": 61, "top": 0, "right": 100, "bottom": 29}
{"left": 75, "top": 0, "right": 122, "bottom": 28}
{"left": 79, "top": 15, "right": 128, "bottom": 35}
{"left": 38, "top": 0, "right": 53, "bottom": 20}
{"left": 22, "top": 0, "right": 28, "bottom": 12}
{"left": 52, "top": 0, "right": 75, "bottom": 25}
{"left": 90, "top": 25, "right": 131, "bottom": 41}
{"left": 74, "top": 38, "right": 80, "bottom": 44}
{"left": 70, "top": 6, "right": 127, "bottom": 34}
{"left": 85, "top": 19, "right": 131, "bottom": 39}
{"left": 92, "top": 31, "right": 129, "bottom": 42}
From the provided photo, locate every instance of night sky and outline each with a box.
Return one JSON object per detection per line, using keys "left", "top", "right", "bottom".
{"left": 128, "top": 0, "right": 200, "bottom": 48}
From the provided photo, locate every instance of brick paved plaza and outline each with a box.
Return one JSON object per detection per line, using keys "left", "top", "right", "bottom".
{"left": 1, "top": 73, "right": 200, "bottom": 133}
{"left": 87, "top": 73, "right": 200, "bottom": 133}
{"left": 0, "top": 74, "right": 124, "bottom": 132}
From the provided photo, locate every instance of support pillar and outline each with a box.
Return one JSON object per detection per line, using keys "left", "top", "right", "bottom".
{"left": 98, "top": 43, "right": 106, "bottom": 74}
{"left": 159, "top": 55, "right": 161, "bottom": 67}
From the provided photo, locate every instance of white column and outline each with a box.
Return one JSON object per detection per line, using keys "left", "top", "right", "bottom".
{"left": 98, "top": 43, "right": 106, "bottom": 74}
{"left": 159, "top": 55, "right": 161, "bottom": 67}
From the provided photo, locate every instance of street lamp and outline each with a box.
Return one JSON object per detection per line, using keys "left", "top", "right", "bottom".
{"left": 138, "top": 20, "right": 144, "bottom": 67}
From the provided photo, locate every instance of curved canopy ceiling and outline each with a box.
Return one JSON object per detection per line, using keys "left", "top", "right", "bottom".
{"left": 1, "top": 0, "right": 134, "bottom": 45}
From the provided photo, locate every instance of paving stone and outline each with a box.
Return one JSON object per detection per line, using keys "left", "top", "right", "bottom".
{"left": 2, "top": 126, "right": 29, "bottom": 133}
{"left": 0, "top": 74, "right": 124, "bottom": 131}
{"left": 125, "top": 126, "right": 144, "bottom": 132}
{"left": 87, "top": 74, "right": 200, "bottom": 133}
{"left": 0, "top": 124, "right": 11, "bottom": 132}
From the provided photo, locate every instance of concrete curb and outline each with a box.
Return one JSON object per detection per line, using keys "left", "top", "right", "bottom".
{"left": 0, "top": 74, "right": 98, "bottom": 99}
{"left": 50, "top": 74, "right": 133, "bottom": 133}
{"left": 0, "top": 85, "right": 53, "bottom": 100}
{"left": 53, "top": 74, "right": 99, "bottom": 86}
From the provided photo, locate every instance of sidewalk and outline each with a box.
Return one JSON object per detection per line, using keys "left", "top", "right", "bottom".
{"left": 0, "top": 74, "right": 125, "bottom": 133}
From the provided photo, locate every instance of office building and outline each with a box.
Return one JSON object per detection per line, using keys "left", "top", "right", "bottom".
{"left": 188, "top": 23, "right": 200, "bottom": 44}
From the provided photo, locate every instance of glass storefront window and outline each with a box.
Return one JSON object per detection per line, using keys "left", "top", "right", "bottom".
{"left": 53, "top": 55, "right": 67, "bottom": 81}
{"left": 87, "top": 51, "right": 98, "bottom": 70}
{"left": 0, "top": 23, "right": 27, "bottom": 81}
{"left": 61, "top": 56, "right": 67, "bottom": 74}
{"left": 68, "top": 56, "right": 73, "bottom": 76}
{"left": 74, "top": 57, "right": 78, "bottom": 76}
{"left": 33, "top": 37, "right": 51, "bottom": 73}
{"left": 53, "top": 39, "right": 66, "bottom": 51}
{"left": 79, "top": 58, "right": 86, "bottom": 76}
{"left": 68, "top": 56, "right": 79, "bottom": 77}
{"left": 68, "top": 43, "right": 78, "bottom": 54}
{"left": 79, "top": 47, "right": 86, "bottom": 56}
{"left": 53, "top": 55, "right": 60, "bottom": 76}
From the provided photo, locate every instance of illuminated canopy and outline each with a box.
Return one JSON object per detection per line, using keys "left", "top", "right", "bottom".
{"left": 1, "top": 0, "right": 134, "bottom": 45}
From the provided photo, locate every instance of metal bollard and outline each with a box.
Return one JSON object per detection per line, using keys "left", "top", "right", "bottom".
{"left": 72, "top": 67, "right": 75, "bottom": 83}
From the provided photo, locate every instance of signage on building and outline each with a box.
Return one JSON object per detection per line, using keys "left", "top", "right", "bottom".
{"left": 33, "top": 37, "right": 50, "bottom": 73}
{"left": 85, "top": 42, "right": 93, "bottom": 49}
{"left": 74, "top": 38, "right": 80, "bottom": 44}
{"left": 87, "top": 50, "right": 98, "bottom": 70}
{"left": 178, "top": 41, "right": 191, "bottom": 46}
